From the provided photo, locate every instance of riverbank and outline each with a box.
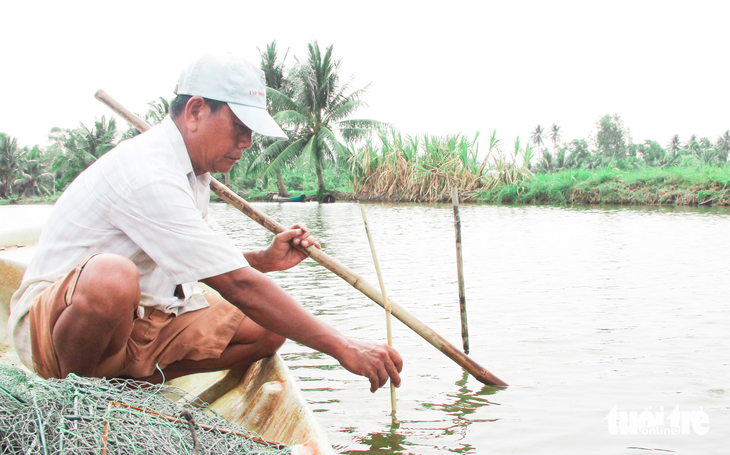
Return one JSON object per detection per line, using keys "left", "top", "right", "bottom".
{"left": 0, "top": 195, "right": 58, "bottom": 206}
{"left": 215, "top": 189, "right": 357, "bottom": 203}
{"left": 5, "top": 166, "right": 730, "bottom": 207}
{"left": 476, "top": 166, "right": 730, "bottom": 206}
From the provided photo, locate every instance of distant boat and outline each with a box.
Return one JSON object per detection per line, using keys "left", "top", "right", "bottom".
{"left": 273, "top": 194, "right": 307, "bottom": 202}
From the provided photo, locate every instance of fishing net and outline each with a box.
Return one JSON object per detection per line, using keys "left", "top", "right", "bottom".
{"left": 0, "top": 364, "right": 291, "bottom": 454}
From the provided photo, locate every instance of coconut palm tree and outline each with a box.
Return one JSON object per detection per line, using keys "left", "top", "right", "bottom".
{"left": 549, "top": 124, "right": 561, "bottom": 152}
{"left": 120, "top": 97, "right": 171, "bottom": 140}
{"left": 716, "top": 131, "right": 730, "bottom": 161}
{"left": 530, "top": 124, "right": 545, "bottom": 151}
{"left": 248, "top": 40, "right": 292, "bottom": 196}
{"left": 13, "top": 145, "right": 55, "bottom": 197}
{"left": 145, "top": 97, "right": 170, "bottom": 125}
{"left": 684, "top": 134, "right": 698, "bottom": 154}
{"left": 260, "top": 41, "right": 380, "bottom": 196}
{"left": 258, "top": 41, "right": 289, "bottom": 96}
{"left": 0, "top": 133, "right": 23, "bottom": 198}
{"left": 53, "top": 116, "right": 118, "bottom": 188}
{"left": 667, "top": 134, "right": 681, "bottom": 156}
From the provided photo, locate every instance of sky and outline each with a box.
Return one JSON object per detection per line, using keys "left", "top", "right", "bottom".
{"left": 2, "top": 0, "right": 729, "bottom": 154}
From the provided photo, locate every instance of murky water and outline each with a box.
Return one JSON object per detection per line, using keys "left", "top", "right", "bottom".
{"left": 211, "top": 202, "right": 730, "bottom": 454}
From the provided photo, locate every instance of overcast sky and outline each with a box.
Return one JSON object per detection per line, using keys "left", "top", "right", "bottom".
{"left": 3, "top": 0, "right": 728, "bottom": 153}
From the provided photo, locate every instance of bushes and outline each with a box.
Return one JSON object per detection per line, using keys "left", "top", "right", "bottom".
{"left": 476, "top": 166, "right": 730, "bottom": 206}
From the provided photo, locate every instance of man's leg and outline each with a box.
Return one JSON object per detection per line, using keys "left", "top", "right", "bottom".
{"left": 51, "top": 254, "right": 140, "bottom": 378}
{"left": 138, "top": 319, "right": 286, "bottom": 383}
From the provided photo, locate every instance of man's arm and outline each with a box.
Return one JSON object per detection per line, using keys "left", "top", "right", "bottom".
{"left": 202, "top": 266, "right": 403, "bottom": 392}
{"left": 243, "top": 223, "right": 321, "bottom": 273}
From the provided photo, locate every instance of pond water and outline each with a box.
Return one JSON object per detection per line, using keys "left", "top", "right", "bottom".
{"left": 210, "top": 202, "right": 730, "bottom": 454}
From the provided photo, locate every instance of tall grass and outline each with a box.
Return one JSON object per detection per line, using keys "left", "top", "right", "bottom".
{"left": 349, "top": 129, "right": 533, "bottom": 202}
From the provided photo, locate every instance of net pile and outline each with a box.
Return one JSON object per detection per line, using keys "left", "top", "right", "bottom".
{"left": 0, "top": 364, "right": 291, "bottom": 454}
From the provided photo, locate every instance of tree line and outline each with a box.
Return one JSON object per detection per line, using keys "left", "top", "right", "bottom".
{"left": 1, "top": 41, "right": 375, "bottom": 202}
{"left": 2, "top": 43, "right": 729, "bottom": 203}
{"left": 530, "top": 115, "right": 730, "bottom": 173}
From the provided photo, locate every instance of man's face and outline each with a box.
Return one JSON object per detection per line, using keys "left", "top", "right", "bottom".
{"left": 192, "top": 102, "right": 253, "bottom": 175}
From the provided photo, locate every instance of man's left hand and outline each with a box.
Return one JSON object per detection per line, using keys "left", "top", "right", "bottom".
{"left": 253, "top": 223, "right": 321, "bottom": 272}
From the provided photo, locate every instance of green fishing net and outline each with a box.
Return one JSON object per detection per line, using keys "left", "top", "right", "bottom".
{"left": 0, "top": 364, "right": 291, "bottom": 454}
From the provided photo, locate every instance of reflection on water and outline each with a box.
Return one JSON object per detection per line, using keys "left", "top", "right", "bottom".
{"left": 352, "top": 417, "right": 408, "bottom": 454}
{"left": 211, "top": 202, "right": 730, "bottom": 454}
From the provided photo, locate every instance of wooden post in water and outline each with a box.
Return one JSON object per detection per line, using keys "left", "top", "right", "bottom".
{"left": 360, "top": 205, "right": 397, "bottom": 414}
{"left": 451, "top": 186, "right": 470, "bottom": 354}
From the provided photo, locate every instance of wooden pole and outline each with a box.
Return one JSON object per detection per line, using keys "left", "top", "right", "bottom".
{"left": 451, "top": 185, "right": 470, "bottom": 354}
{"left": 94, "top": 90, "right": 507, "bottom": 388}
{"left": 360, "top": 205, "right": 397, "bottom": 414}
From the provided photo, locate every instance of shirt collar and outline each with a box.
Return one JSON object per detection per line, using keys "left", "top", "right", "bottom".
{"left": 162, "top": 116, "right": 194, "bottom": 177}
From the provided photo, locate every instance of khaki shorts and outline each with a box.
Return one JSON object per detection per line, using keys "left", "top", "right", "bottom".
{"left": 29, "top": 256, "right": 245, "bottom": 380}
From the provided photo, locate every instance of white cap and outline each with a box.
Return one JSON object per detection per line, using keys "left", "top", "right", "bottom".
{"left": 175, "top": 53, "right": 288, "bottom": 140}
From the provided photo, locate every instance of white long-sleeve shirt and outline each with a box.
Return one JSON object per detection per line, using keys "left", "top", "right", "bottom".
{"left": 8, "top": 116, "right": 248, "bottom": 370}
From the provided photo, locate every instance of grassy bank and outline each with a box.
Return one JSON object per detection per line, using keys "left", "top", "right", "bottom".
{"left": 476, "top": 166, "right": 730, "bottom": 206}
{"left": 7, "top": 166, "right": 730, "bottom": 208}
{"left": 0, "top": 194, "right": 59, "bottom": 206}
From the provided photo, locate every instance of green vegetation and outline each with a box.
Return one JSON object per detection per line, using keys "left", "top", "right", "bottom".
{"left": 349, "top": 129, "right": 532, "bottom": 201}
{"left": 348, "top": 113, "right": 730, "bottom": 205}
{"left": 250, "top": 41, "right": 379, "bottom": 199}
{"left": 1, "top": 45, "right": 728, "bottom": 207}
{"left": 477, "top": 166, "right": 730, "bottom": 206}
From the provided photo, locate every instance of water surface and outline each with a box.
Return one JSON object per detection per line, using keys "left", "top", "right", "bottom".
{"left": 211, "top": 202, "right": 730, "bottom": 454}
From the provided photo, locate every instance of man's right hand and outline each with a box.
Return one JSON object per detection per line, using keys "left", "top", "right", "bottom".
{"left": 336, "top": 339, "right": 403, "bottom": 393}
{"left": 205, "top": 266, "right": 403, "bottom": 392}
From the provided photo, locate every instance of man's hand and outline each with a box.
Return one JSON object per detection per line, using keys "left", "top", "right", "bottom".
{"left": 246, "top": 223, "right": 321, "bottom": 273}
{"left": 337, "top": 339, "right": 403, "bottom": 393}
{"left": 206, "top": 265, "right": 402, "bottom": 392}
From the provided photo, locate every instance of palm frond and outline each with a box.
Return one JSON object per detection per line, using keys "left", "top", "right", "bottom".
{"left": 338, "top": 119, "right": 381, "bottom": 142}
{"left": 262, "top": 138, "right": 309, "bottom": 177}
{"left": 266, "top": 87, "right": 299, "bottom": 113}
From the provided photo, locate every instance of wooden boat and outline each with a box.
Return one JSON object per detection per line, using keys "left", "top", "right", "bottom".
{"left": 272, "top": 194, "right": 307, "bottom": 202}
{"left": 0, "top": 223, "right": 336, "bottom": 455}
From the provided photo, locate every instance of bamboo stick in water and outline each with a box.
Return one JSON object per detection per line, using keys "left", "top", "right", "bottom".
{"left": 360, "top": 205, "right": 397, "bottom": 414}
{"left": 451, "top": 185, "right": 470, "bottom": 354}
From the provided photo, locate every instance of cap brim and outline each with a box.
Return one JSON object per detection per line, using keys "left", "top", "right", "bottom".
{"left": 228, "top": 103, "right": 288, "bottom": 140}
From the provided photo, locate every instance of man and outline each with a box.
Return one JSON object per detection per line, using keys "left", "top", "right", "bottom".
{"left": 8, "top": 53, "right": 402, "bottom": 393}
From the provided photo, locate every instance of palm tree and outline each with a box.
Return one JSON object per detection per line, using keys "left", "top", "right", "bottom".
{"left": 145, "top": 97, "right": 170, "bottom": 125}
{"left": 667, "top": 134, "right": 681, "bottom": 156}
{"left": 0, "top": 133, "right": 23, "bottom": 198}
{"left": 530, "top": 124, "right": 545, "bottom": 151}
{"left": 53, "top": 116, "right": 118, "bottom": 188}
{"left": 261, "top": 41, "right": 380, "bottom": 196}
{"left": 716, "top": 131, "right": 730, "bottom": 161}
{"left": 258, "top": 41, "right": 289, "bottom": 96}
{"left": 549, "top": 124, "right": 561, "bottom": 153}
{"left": 13, "top": 145, "right": 55, "bottom": 197}
{"left": 684, "top": 134, "right": 698, "bottom": 154}
{"left": 249, "top": 40, "right": 292, "bottom": 197}
{"left": 121, "top": 97, "right": 171, "bottom": 140}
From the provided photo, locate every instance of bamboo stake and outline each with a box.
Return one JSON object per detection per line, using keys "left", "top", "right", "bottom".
{"left": 94, "top": 89, "right": 508, "bottom": 388}
{"left": 360, "top": 205, "right": 397, "bottom": 414}
{"left": 451, "top": 185, "right": 470, "bottom": 354}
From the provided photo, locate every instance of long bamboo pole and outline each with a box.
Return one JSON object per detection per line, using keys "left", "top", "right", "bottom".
{"left": 451, "top": 186, "right": 470, "bottom": 354}
{"left": 94, "top": 89, "right": 508, "bottom": 388}
{"left": 360, "top": 205, "right": 397, "bottom": 413}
